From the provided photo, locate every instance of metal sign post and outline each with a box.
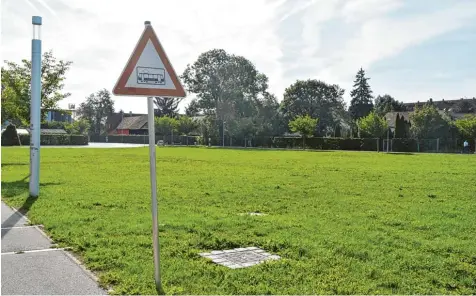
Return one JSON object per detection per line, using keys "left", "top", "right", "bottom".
{"left": 29, "top": 15, "right": 42, "bottom": 198}
{"left": 112, "top": 21, "right": 186, "bottom": 293}
{"left": 147, "top": 96, "right": 161, "bottom": 291}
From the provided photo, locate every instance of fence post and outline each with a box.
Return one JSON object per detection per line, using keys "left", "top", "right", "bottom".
{"left": 377, "top": 138, "right": 379, "bottom": 152}
{"left": 436, "top": 138, "right": 439, "bottom": 153}
{"left": 386, "top": 130, "right": 389, "bottom": 153}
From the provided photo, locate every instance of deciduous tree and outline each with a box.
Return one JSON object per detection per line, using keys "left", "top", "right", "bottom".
{"left": 181, "top": 49, "right": 269, "bottom": 120}
{"left": 177, "top": 116, "right": 198, "bottom": 135}
{"left": 154, "top": 116, "right": 178, "bottom": 136}
{"left": 410, "top": 104, "right": 450, "bottom": 139}
{"left": 1, "top": 50, "right": 72, "bottom": 124}
{"left": 77, "top": 89, "right": 114, "bottom": 135}
{"left": 288, "top": 115, "right": 318, "bottom": 148}
{"left": 454, "top": 114, "right": 476, "bottom": 140}
{"left": 374, "top": 94, "right": 406, "bottom": 116}
{"left": 357, "top": 111, "right": 388, "bottom": 138}
{"left": 281, "top": 79, "right": 345, "bottom": 136}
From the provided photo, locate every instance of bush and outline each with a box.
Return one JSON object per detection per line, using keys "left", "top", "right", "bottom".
{"left": 271, "top": 137, "right": 379, "bottom": 151}
{"left": 391, "top": 138, "right": 417, "bottom": 152}
{"left": 15, "top": 134, "right": 89, "bottom": 146}
{"left": 1, "top": 124, "right": 21, "bottom": 146}
{"left": 70, "top": 135, "right": 89, "bottom": 145}
{"left": 106, "top": 135, "right": 148, "bottom": 144}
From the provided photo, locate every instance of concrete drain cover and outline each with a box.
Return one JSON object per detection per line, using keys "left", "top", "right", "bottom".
{"left": 199, "top": 247, "right": 280, "bottom": 269}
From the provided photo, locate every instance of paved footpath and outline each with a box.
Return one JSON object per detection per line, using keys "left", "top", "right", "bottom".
{"left": 1, "top": 201, "right": 106, "bottom": 295}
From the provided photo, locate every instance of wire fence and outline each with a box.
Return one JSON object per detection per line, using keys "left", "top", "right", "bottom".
{"left": 90, "top": 134, "right": 475, "bottom": 154}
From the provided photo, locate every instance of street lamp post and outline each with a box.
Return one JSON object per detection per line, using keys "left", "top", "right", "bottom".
{"left": 29, "top": 16, "right": 42, "bottom": 197}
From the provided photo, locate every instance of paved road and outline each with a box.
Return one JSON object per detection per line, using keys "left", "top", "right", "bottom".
{"left": 1, "top": 201, "right": 106, "bottom": 295}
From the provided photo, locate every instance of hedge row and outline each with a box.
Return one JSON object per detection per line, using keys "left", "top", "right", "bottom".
{"left": 7, "top": 134, "right": 88, "bottom": 146}
{"left": 269, "top": 137, "right": 473, "bottom": 153}
{"left": 89, "top": 135, "right": 200, "bottom": 145}
{"left": 90, "top": 135, "right": 149, "bottom": 144}
{"left": 270, "top": 137, "right": 380, "bottom": 151}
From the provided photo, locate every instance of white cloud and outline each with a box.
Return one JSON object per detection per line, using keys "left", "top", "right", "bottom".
{"left": 319, "top": 1, "right": 476, "bottom": 88}
{"left": 1, "top": 0, "right": 475, "bottom": 114}
{"left": 341, "top": 0, "right": 404, "bottom": 23}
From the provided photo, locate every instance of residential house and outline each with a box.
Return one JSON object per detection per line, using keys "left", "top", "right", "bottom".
{"left": 403, "top": 98, "right": 476, "bottom": 112}
{"left": 40, "top": 128, "right": 68, "bottom": 135}
{"left": 106, "top": 112, "right": 149, "bottom": 135}
{"left": 44, "top": 104, "right": 77, "bottom": 123}
{"left": 115, "top": 115, "right": 149, "bottom": 135}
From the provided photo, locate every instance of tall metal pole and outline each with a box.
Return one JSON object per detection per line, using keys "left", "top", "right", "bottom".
{"left": 29, "top": 16, "right": 42, "bottom": 197}
{"left": 147, "top": 99, "right": 161, "bottom": 291}
{"left": 222, "top": 120, "right": 225, "bottom": 147}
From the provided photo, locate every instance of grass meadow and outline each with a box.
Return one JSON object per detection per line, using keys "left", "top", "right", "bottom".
{"left": 1, "top": 147, "right": 475, "bottom": 295}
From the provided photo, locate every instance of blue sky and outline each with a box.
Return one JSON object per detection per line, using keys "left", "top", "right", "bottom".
{"left": 2, "top": 0, "right": 475, "bottom": 113}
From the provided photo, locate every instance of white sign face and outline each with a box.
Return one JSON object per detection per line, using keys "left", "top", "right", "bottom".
{"left": 125, "top": 40, "right": 176, "bottom": 90}
{"left": 113, "top": 24, "right": 186, "bottom": 97}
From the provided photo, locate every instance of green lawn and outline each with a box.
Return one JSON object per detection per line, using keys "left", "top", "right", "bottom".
{"left": 2, "top": 147, "right": 476, "bottom": 295}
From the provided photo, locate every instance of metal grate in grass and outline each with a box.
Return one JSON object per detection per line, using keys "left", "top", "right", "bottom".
{"left": 199, "top": 247, "right": 280, "bottom": 269}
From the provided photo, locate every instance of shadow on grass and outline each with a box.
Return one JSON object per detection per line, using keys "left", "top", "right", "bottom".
{"left": 1, "top": 175, "right": 61, "bottom": 237}
{"left": 207, "top": 146, "right": 335, "bottom": 153}
{"left": 387, "top": 152, "right": 415, "bottom": 156}
{"left": 1, "top": 162, "right": 29, "bottom": 167}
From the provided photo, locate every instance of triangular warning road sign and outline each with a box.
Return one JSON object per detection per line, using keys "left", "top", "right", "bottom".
{"left": 113, "top": 23, "right": 186, "bottom": 98}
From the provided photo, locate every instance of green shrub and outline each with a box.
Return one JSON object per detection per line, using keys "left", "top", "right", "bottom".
{"left": 272, "top": 137, "right": 379, "bottom": 151}
{"left": 391, "top": 138, "right": 418, "bottom": 152}
{"left": 19, "top": 134, "right": 30, "bottom": 145}
{"left": 106, "top": 135, "right": 148, "bottom": 144}
{"left": 1, "top": 124, "right": 21, "bottom": 146}
{"left": 70, "top": 135, "right": 89, "bottom": 145}
{"left": 16, "top": 134, "right": 88, "bottom": 146}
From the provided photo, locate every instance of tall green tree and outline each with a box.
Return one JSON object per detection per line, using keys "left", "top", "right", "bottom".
{"left": 182, "top": 49, "right": 271, "bottom": 141}
{"left": 454, "top": 114, "right": 476, "bottom": 140}
{"left": 374, "top": 94, "right": 406, "bottom": 116}
{"left": 280, "top": 79, "right": 345, "bottom": 136}
{"left": 181, "top": 49, "right": 268, "bottom": 119}
{"left": 153, "top": 97, "right": 182, "bottom": 118}
{"left": 227, "top": 117, "right": 257, "bottom": 142}
{"left": 177, "top": 116, "right": 199, "bottom": 135}
{"left": 1, "top": 50, "right": 72, "bottom": 124}
{"left": 349, "top": 68, "right": 374, "bottom": 120}
{"left": 77, "top": 89, "right": 114, "bottom": 135}
{"left": 409, "top": 104, "right": 450, "bottom": 139}
{"left": 64, "top": 119, "right": 91, "bottom": 135}
{"left": 185, "top": 99, "right": 202, "bottom": 117}
{"left": 254, "top": 93, "right": 285, "bottom": 137}
{"left": 154, "top": 116, "right": 178, "bottom": 136}
{"left": 357, "top": 111, "right": 388, "bottom": 138}
{"left": 288, "top": 115, "right": 319, "bottom": 148}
